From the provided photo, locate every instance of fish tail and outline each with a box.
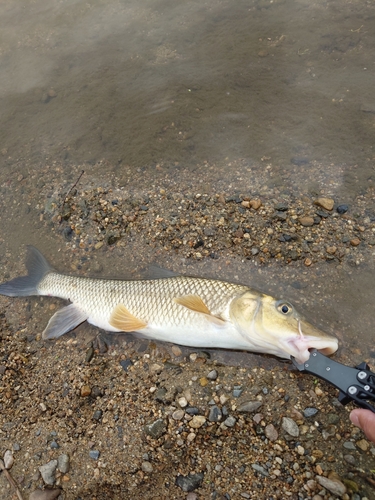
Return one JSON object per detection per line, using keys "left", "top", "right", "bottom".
{"left": 0, "top": 246, "right": 52, "bottom": 297}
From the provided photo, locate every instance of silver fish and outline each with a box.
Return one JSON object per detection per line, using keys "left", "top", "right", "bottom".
{"left": 0, "top": 246, "right": 338, "bottom": 363}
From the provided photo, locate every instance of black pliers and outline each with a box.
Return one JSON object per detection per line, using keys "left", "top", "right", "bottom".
{"left": 291, "top": 349, "right": 375, "bottom": 413}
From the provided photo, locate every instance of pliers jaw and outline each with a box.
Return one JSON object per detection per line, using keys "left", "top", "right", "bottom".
{"left": 291, "top": 349, "right": 375, "bottom": 413}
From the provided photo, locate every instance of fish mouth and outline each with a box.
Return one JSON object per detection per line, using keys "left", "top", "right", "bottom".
{"left": 283, "top": 320, "right": 338, "bottom": 364}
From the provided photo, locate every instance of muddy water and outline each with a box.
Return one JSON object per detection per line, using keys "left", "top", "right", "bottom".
{"left": 0, "top": 0, "right": 375, "bottom": 365}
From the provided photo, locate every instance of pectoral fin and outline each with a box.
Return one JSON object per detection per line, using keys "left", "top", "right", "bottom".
{"left": 109, "top": 304, "right": 147, "bottom": 332}
{"left": 174, "top": 295, "right": 226, "bottom": 326}
{"left": 42, "top": 304, "right": 88, "bottom": 339}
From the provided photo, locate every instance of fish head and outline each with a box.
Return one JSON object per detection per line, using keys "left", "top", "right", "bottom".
{"left": 230, "top": 292, "right": 338, "bottom": 363}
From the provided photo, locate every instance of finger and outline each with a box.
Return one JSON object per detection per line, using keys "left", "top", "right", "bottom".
{"left": 350, "top": 409, "right": 375, "bottom": 444}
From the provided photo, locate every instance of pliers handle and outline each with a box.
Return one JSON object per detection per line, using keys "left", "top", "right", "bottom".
{"left": 291, "top": 349, "right": 375, "bottom": 413}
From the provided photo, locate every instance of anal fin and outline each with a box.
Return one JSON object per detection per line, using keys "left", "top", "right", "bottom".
{"left": 174, "top": 295, "right": 226, "bottom": 326}
{"left": 42, "top": 304, "right": 88, "bottom": 339}
{"left": 109, "top": 304, "right": 147, "bottom": 332}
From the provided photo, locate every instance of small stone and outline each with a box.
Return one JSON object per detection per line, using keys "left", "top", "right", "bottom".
{"left": 314, "top": 197, "right": 334, "bottom": 211}
{"left": 171, "top": 345, "right": 182, "bottom": 357}
{"left": 178, "top": 396, "right": 188, "bottom": 408}
{"left": 39, "top": 460, "right": 58, "bottom": 485}
{"left": 304, "top": 407, "right": 319, "bottom": 418}
{"left": 149, "top": 363, "right": 164, "bottom": 375}
{"left": 304, "top": 258, "right": 312, "bottom": 266}
{"left": 237, "top": 401, "right": 262, "bottom": 413}
{"left": 274, "top": 202, "right": 289, "bottom": 211}
{"left": 224, "top": 416, "right": 236, "bottom": 427}
{"left": 207, "top": 370, "right": 218, "bottom": 380}
{"left": 172, "top": 409, "right": 185, "bottom": 420}
{"left": 4, "top": 450, "right": 14, "bottom": 469}
{"left": 120, "top": 359, "right": 133, "bottom": 372}
{"left": 189, "top": 416, "right": 206, "bottom": 429}
{"left": 251, "top": 463, "right": 269, "bottom": 476}
{"left": 241, "top": 200, "right": 251, "bottom": 208}
{"left": 316, "top": 476, "right": 346, "bottom": 496}
{"left": 50, "top": 441, "right": 59, "bottom": 449}
{"left": 29, "top": 489, "right": 62, "bottom": 500}
{"left": 312, "top": 449, "right": 324, "bottom": 459}
{"left": 57, "top": 454, "right": 70, "bottom": 473}
{"left": 326, "top": 246, "right": 337, "bottom": 255}
{"left": 12, "top": 443, "right": 20, "bottom": 451}
{"left": 296, "top": 445, "right": 305, "bottom": 455}
{"left": 250, "top": 199, "right": 261, "bottom": 210}
{"left": 141, "top": 461, "right": 153, "bottom": 473}
{"left": 175, "top": 472, "right": 204, "bottom": 492}
{"left": 186, "top": 493, "right": 198, "bottom": 500}
{"left": 356, "top": 439, "right": 369, "bottom": 451}
{"left": 337, "top": 204, "right": 349, "bottom": 214}
{"left": 350, "top": 237, "right": 361, "bottom": 246}
{"left": 94, "top": 241, "right": 104, "bottom": 250}
{"left": 85, "top": 347, "right": 94, "bottom": 363}
{"left": 89, "top": 450, "right": 100, "bottom": 460}
{"left": 299, "top": 216, "right": 314, "bottom": 227}
{"left": 219, "top": 394, "right": 229, "bottom": 405}
{"left": 344, "top": 454, "right": 356, "bottom": 465}
{"left": 343, "top": 441, "right": 356, "bottom": 450}
{"left": 199, "top": 377, "right": 208, "bottom": 387}
{"left": 265, "top": 424, "right": 278, "bottom": 441}
{"left": 342, "top": 478, "right": 359, "bottom": 493}
{"left": 144, "top": 418, "right": 167, "bottom": 439}
{"left": 93, "top": 410, "right": 103, "bottom": 421}
{"left": 80, "top": 385, "right": 91, "bottom": 397}
{"left": 208, "top": 406, "right": 222, "bottom": 422}
{"left": 281, "top": 417, "right": 299, "bottom": 437}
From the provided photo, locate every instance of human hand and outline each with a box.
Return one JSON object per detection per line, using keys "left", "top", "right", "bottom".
{"left": 350, "top": 409, "right": 375, "bottom": 444}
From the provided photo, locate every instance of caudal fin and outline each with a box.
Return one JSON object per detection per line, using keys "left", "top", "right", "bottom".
{"left": 0, "top": 246, "right": 52, "bottom": 297}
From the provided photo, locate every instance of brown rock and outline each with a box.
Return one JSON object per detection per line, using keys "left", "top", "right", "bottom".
{"left": 314, "top": 197, "right": 334, "bottom": 211}
{"left": 304, "top": 258, "right": 312, "bottom": 266}
{"left": 350, "top": 237, "right": 361, "bottom": 246}
{"left": 356, "top": 439, "right": 369, "bottom": 451}
{"left": 250, "top": 199, "right": 262, "bottom": 210}
{"left": 265, "top": 424, "right": 278, "bottom": 441}
{"left": 241, "top": 201, "right": 251, "bottom": 208}
{"left": 80, "top": 385, "right": 91, "bottom": 397}
{"left": 326, "top": 246, "right": 337, "bottom": 255}
{"left": 299, "top": 216, "right": 314, "bottom": 227}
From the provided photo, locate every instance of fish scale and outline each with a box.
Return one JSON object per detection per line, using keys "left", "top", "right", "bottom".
{"left": 0, "top": 246, "right": 339, "bottom": 362}
{"left": 39, "top": 272, "right": 248, "bottom": 329}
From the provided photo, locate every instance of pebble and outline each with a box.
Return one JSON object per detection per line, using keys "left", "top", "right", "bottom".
{"left": 337, "top": 204, "right": 349, "bottom": 214}
{"left": 265, "top": 424, "right": 278, "bottom": 441}
{"left": 344, "top": 454, "right": 356, "bottom": 465}
{"left": 186, "top": 493, "right": 198, "bottom": 500}
{"left": 93, "top": 410, "right": 103, "bottom": 421}
{"left": 57, "top": 454, "right": 70, "bottom": 473}
{"left": 299, "top": 216, "right": 315, "bottom": 227}
{"left": 189, "top": 416, "right": 206, "bottom": 429}
{"left": 29, "top": 490, "right": 62, "bottom": 500}
{"left": 251, "top": 463, "right": 269, "bottom": 476}
{"left": 224, "top": 416, "right": 236, "bottom": 427}
{"left": 207, "top": 369, "right": 218, "bottom": 380}
{"left": 39, "top": 460, "right": 58, "bottom": 485}
{"left": 144, "top": 418, "right": 167, "bottom": 438}
{"left": 12, "top": 443, "right": 20, "bottom": 451}
{"left": 314, "top": 197, "right": 334, "bottom": 211}
{"left": 178, "top": 396, "right": 188, "bottom": 408}
{"left": 89, "top": 450, "right": 100, "bottom": 460}
{"left": 208, "top": 406, "right": 222, "bottom": 422}
{"left": 199, "top": 377, "right": 208, "bottom": 386}
{"left": 237, "top": 401, "right": 262, "bottom": 413}
{"left": 172, "top": 409, "right": 185, "bottom": 420}
{"left": 120, "top": 359, "right": 133, "bottom": 372}
{"left": 356, "top": 439, "right": 369, "bottom": 451}
{"left": 141, "top": 461, "right": 153, "bottom": 473}
{"left": 175, "top": 472, "right": 204, "bottom": 492}
{"left": 350, "top": 237, "right": 361, "bottom": 246}
{"left": 80, "top": 385, "right": 91, "bottom": 397}
{"left": 281, "top": 417, "right": 299, "bottom": 437}
{"left": 303, "top": 407, "right": 319, "bottom": 418}
{"left": 171, "top": 345, "right": 182, "bottom": 357}
{"left": 343, "top": 441, "right": 356, "bottom": 450}
{"left": 316, "top": 476, "right": 346, "bottom": 496}
{"left": 3, "top": 450, "right": 14, "bottom": 469}
{"left": 149, "top": 363, "right": 164, "bottom": 374}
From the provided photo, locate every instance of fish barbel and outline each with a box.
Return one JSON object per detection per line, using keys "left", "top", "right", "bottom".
{"left": 0, "top": 246, "right": 338, "bottom": 363}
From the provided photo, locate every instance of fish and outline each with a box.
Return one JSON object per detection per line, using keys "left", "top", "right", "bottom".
{"left": 0, "top": 246, "right": 338, "bottom": 363}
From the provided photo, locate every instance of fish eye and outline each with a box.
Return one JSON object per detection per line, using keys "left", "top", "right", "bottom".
{"left": 276, "top": 301, "right": 293, "bottom": 315}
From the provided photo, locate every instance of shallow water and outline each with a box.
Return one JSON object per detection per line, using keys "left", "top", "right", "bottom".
{"left": 0, "top": 0, "right": 375, "bottom": 365}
